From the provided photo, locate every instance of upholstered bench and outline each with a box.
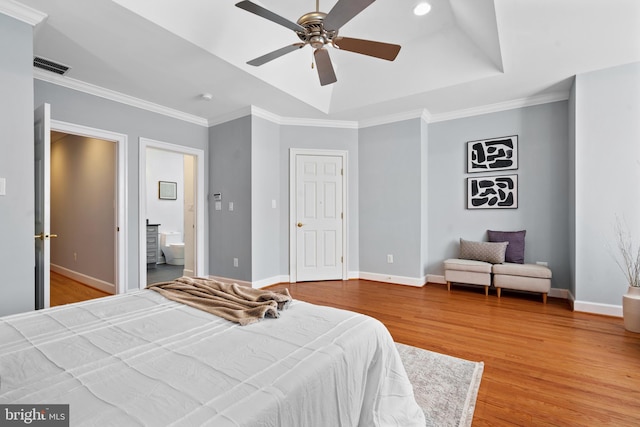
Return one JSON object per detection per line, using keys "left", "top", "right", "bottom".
{"left": 492, "top": 263, "right": 552, "bottom": 303}
{"left": 444, "top": 258, "right": 493, "bottom": 296}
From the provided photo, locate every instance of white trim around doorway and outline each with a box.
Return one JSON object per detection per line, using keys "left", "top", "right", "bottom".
{"left": 138, "top": 138, "right": 206, "bottom": 289}
{"left": 50, "top": 120, "right": 128, "bottom": 295}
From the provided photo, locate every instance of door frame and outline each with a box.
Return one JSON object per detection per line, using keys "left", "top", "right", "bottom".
{"left": 50, "top": 120, "right": 128, "bottom": 295}
{"left": 138, "top": 137, "right": 206, "bottom": 288}
{"left": 289, "top": 148, "right": 348, "bottom": 282}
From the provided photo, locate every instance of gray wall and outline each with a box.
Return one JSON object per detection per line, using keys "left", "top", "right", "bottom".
{"left": 51, "top": 134, "right": 116, "bottom": 283}
{"left": 0, "top": 14, "right": 35, "bottom": 316}
{"left": 428, "top": 102, "right": 571, "bottom": 289}
{"left": 209, "top": 116, "right": 252, "bottom": 281}
{"left": 35, "top": 79, "right": 209, "bottom": 291}
{"left": 359, "top": 119, "right": 424, "bottom": 279}
{"left": 421, "top": 119, "right": 430, "bottom": 277}
{"left": 568, "top": 80, "right": 577, "bottom": 299}
{"left": 573, "top": 62, "right": 640, "bottom": 306}
{"left": 251, "top": 116, "right": 281, "bottom": 282}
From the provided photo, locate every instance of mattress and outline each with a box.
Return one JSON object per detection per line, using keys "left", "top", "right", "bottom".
{"left": 0, "top": 290, "right": 425, "bottom": 426}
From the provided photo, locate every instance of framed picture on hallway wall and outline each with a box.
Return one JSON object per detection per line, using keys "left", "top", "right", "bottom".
{"left": 159, "top": 181, "right": 177, "bottom": 200}
{"left": 467, "top": 174, "right": 518, "bottom": 209}
{"left": 467, "top": 135, "right": 518, "bottom": 173}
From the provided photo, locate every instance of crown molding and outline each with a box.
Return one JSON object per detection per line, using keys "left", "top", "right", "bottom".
{"left": 34, "top": 69, "right": 209, "bottom": 127}
{"left": 277, "top": 115, "right": 358, "bottom": 129}
{"left": 209, "top": 105, "right": 358, "bottom": 129}
{"left": 0, "top": 0, "right": 47, "bottom": 25}
{"left": 36, "top": 67, "right": 569, "bottom": 130}
{"left": 429, "top": 91, "right": 570, "bottom": 123}
{"left": 359, "top": 109, "right": 431, "bottom": 128}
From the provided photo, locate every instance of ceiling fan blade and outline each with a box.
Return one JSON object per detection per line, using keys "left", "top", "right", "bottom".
{"left": 324, "top": 0, "right": 375, "bottom": 31}
{"left": 247, "top": 44, "right": 305, "bottom": 66}
{"left": 333, "top": 37, "right": 401, "bottom": 61}
{"left": 314, "top": 49, "right": 337, "bottom": 86}
{"left": 236, "top": 1, "right": 305, "bottom": 32}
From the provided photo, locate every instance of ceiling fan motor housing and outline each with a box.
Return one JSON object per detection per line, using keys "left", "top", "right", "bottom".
{"left": 296, "top": 11, "right": 337, "bottom": 48}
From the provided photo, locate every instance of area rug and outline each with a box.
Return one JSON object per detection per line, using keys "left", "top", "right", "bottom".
{"left": 396, "top": 342, "right": 484, "bottom": 427}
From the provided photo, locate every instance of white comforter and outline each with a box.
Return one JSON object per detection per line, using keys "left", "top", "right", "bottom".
{"left": 0, "top": 290, "right": 425, "bottom": 426}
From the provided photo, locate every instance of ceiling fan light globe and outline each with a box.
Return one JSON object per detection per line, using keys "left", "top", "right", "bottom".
{"left": 310, "top": 35, "right": 325, "bottom": 49}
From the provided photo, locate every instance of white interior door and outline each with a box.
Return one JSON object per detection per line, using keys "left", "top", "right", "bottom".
{"left": 294, "top": 153, "right": 344, "bottom": 282}
{"left": 34, "top": 103, "right": 52, "bottom": 309}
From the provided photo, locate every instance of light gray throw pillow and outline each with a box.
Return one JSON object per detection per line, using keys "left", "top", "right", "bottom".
{"left": 459, "top": 238, "right": 509, "bottom": 264}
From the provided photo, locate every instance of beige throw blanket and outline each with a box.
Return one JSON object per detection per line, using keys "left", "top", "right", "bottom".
{"left": 147, "top": 276, "right": 292, "bottom": 325}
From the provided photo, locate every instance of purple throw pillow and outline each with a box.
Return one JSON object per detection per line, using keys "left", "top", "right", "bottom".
{"left": 487, "top": 230, "right": 526, "bottom": 264}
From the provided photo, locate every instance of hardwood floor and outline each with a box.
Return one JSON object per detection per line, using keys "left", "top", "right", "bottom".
{"left": 267, "top": 280, "right": 640, "bottom": 426}
{"left": 50, "top": 271, "right": 111, "bottom": 306}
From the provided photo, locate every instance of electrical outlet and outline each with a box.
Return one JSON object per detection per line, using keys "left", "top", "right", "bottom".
{"left": 233, "top": 258, "right": 239, "bottom": 267}
{"left": 387, "top": 254, "right": 394, "bottom": 263}
{"left": 536, "top": 261, "right": 548, "bottom": 266}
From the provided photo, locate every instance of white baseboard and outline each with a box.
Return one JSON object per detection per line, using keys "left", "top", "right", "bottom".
{"left": 358, "top": 271, "right": 426, "bottom": 287}
{"left": 573, "top": 300, "right": 622, "bottom": 317}
{"left": 51, "top": 264, "right": 116, "bottom": 294}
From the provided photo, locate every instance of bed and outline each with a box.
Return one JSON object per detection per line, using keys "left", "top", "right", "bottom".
{"left": 0, "top": 286, "right": 425, "bottom": 426}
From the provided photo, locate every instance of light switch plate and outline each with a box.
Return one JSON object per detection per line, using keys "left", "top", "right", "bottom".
{"left": 0, "top": 178, "right": 5, "bottom": 196}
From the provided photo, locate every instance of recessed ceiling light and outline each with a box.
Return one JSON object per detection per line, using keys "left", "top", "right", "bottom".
{"left": 414, "top": 2, "right": 432, "bottom": 16}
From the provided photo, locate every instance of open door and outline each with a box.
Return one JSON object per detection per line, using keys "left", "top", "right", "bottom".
{"left": 34, "top": 103, "right": 53, "bottom": 309}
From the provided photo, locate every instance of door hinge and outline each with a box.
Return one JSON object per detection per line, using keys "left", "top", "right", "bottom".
{"left": 341, "top": 168, "right": 343, "bottom": 176}
{"left": 341, "top": 212, "right": 343, "bottom": 219}
{"left": 341, "top": 256, "right": 343, "bottom": 263}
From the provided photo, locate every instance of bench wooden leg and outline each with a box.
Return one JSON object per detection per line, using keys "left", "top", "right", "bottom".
{"left": 496, "top": 287, "right": 502, "bottom": 298}
{"left": 447, "top": 281, "right": 451, "bottom": 292}
{"left": 543, "top": 293, "right": 547, "bottom": 304}
{"left": 484, "top": 285, "right": 489, "bottom": 296}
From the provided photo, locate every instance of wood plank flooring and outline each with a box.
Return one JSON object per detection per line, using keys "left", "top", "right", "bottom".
{"left": 267, "top": 280, "right": 640, "bottom": 426}
{"left": 50, "top": 271, "right": 111, "bottom": 306}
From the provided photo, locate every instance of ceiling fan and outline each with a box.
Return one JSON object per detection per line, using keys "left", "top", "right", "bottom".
{"left": 235, "top": 0, "right": 401, "bottom": 86}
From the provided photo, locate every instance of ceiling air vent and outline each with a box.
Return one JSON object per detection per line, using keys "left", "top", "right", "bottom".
{"left": 33, "top": 56, "right": 70, "bottom": 75}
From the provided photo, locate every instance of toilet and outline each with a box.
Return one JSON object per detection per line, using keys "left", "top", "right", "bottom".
{"left": 159, "top": 231, "right": 185, "bottom": 265}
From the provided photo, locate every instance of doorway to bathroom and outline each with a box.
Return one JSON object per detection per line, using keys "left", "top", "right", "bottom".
{"left": 139, "top": 138, "right": 206, "bottom": 287}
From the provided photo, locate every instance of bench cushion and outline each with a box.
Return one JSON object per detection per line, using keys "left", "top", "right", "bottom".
{"left": 444, "top": 258, "right": 493, "bottom": 273}
{"left": 492, "top": 262, "right": 552, "bottom": 279}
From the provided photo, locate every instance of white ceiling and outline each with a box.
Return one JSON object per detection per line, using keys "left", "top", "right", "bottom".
{"left": 7, "top": 0, "right": 640, "bottom": 125}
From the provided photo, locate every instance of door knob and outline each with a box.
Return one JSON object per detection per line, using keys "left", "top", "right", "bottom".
{"left": 297, "top": 222, "right": 304, "bottom": 228}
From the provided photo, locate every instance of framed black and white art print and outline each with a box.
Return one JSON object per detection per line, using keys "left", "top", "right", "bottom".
{"left": 467, "top": 174, "right": 518, "bottom": 209}
{"left": 467, "top": 135, "right": 518, "bottom": 173}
